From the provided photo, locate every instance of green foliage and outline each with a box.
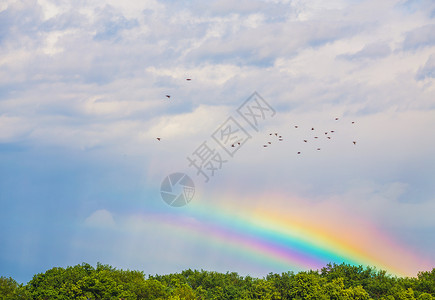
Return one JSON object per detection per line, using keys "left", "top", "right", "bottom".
{"left": 417, "top": 293, "right": 435, "bottom": 300}
{"left": 288, "top": 271, "right": 328, "bottom": 300}
{"left": 2, "top": 263, "right": 435, "bottom": 299}
{"left": 417, "top": 269, "right": 435, "bottom": 296}
{"left": 0, "top": 276, "right": 24, "bottom": 300}
{"left": 240, "top": 278, "right": 279, "bottom": 299}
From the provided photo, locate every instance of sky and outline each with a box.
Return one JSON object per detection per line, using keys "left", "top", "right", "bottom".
{"left": 1, "top": 0, "right": 435, "bottom": 284}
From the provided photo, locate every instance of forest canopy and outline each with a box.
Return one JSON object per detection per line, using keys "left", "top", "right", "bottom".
{"left": 1, "top": 262, "right": 435, "bottom": 299}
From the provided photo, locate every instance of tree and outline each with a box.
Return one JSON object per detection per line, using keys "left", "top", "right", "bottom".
{"left": 249, "top": 278, "right": 281, "bottom": 300}
{"left": 288, "top": 271, "right": 328, "bottom": 300}
{"left": 417, "top": 269, "right": 435, "bottom": 296}
{"left": 4, "top": 262, "right": 435, "bottom": 300}
{"left": 0, "top": 276, "right": 19, "bottom": 300}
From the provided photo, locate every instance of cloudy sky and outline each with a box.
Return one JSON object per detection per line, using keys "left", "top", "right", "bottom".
{"left": 1, "top": 0, "right": 435, "bottom": 283}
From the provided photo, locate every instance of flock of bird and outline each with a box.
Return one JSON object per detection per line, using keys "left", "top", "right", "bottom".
{"left": 156, "top": 82, "right": 357, "bottom": 155}
{"left": 262, "top": 117, "right": 357, "bottom": 154}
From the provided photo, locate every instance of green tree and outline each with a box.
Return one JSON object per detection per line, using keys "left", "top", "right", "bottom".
{"left": 0, "top": 276, "right": 18, "bottom": 300}
{"left": 249, "top": 278, "right": 281, "bottom": 300}
{"left": 137, "top": 279, "right": 169, "bottom": 299}
{"left": 416, "top": 269, "right": 435, "bottom": 296}
{"left": 265, "top": 272, "right": 295, "bottom": 300}
{"left": 172, "top": 283, "right": 195, "bottom": 300}
{"left": 417, "top": 293, "right": 435, "bottom": 300}
{"left": 288, "top": 271, "right": 328, "bottom": 300}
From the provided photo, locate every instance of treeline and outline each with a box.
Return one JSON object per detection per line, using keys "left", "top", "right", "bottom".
{"left": 1, "top": 262, "right": 435, "bottom": 299}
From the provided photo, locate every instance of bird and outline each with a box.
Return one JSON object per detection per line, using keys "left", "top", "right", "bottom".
{"left": 352, "top": 121, "right": 355, "bottom": 124}
{"left": 186, "top": 78, "right": 192, "bottom": 81}
{"left": 327, "top": 137, "right": 331, "bottom": 139}
{"left": 325, "top": 132, "right": 328, "bottom": 135}
{"left": 270, "top": 133, "right": 273, "bottom": 135}
{"left": 303, "top": 140, "right": 307, "bottom": 142}
{"left": 331, "top": 130, "right": 335, "bottom": 133}
{"left": 317, "top": 148, "right": 321, "bottom": 150}
{"left": 279, "top": 138, "right": 283, "bottom": 141}
{"left": 238, "top": 142, "right": 241, "bottom": 145}
{"left": 275, "top": 133, "right": 278, "bottom": 136}
{"left": 157, "top": 138, "right": 161, "bottom": 141}
{"left": 297, "top": 152, "right": 301, "bottom": 154}
{"left": 268, "top": 142, "right": 271, "bottom": 144}
{"left": 335, "top": 117, "right": 339, "bottom": 120}
{"left": 353, "top": 141, "right": 356, "bottom": 145}
{"left": 311, "top": 128, "right": 314, "bottom": 130}
{"left": 314, "top": 137, "right": 318, "bottom": 139}
{"left": 263, "top": 145, "right": 268, "bottom": 147}
{"left": 295, "top": 125, "right": 298, "bottom": 128}
{"left": 231, "top": 144, "right": 235, "bottom": 147}
{"left": 165, "top": 95, "right": 170, "bottom": 99}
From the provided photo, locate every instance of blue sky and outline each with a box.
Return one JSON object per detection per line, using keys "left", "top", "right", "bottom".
{"left": 1, "top": 0, "right": 435, "bottom": 283}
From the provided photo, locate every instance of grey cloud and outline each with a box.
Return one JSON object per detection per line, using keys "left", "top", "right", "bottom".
{"left": 197, "top": 0, "right": 292, "bottom": 20}
{"left": 159, "top": 0, "right": 292, "bottom": 19}
{"left": 41, "top": 10, "right": 89, "bottom": 31}
{"left": 187, "top": 20, "right": 362, "bottom": 67}
{"left": 0, "top": 1, "right": 43, "bottom": 43}
{"left": 416, "top": 53, "right": 435, "bottom": 80}
{"left": 403, "top": 24, "right": 435, "bottom": 50}
{"left": 396, "top": 0, "right": 435, "bottom": 18}
{"left": 93, "top": 5, "right": 139, "bottom": 41}
{"left": 338, "top": 42, "right": 391, "bottom": 61}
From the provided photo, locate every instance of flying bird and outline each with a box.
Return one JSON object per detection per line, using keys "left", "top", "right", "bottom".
{"left": 335, "top": 117, "right": 339, "bottom": 120}
{"left": 311, "top": 128, "right": 314, "bottom": 130}
{"left": 353, "top": 141, "right": 356, "bottom": 145}
{"left": 314, "top": 137, "right": 318, "bottom": 139}
{"left": 303, "top": 140, "right": 307, "bottom": 142}
{"left": 186, "top": 78, "right": 192, "bottom": 81}
{"left": 165, "top": 95, "right": 170, "bottom": 99}
{"left": 264, "top": 145, "right": 268, "bottom": 147}
{"left": 295, "top": 125, "right": 298, "bottom": 128}
{"left": 297, "top": 152, "right": 301, "bottom": 154}
{"left": 327, "top": 137, "right": 331, "bottom": 139}
{"left": 156, "top": 138, "right": 161, "bottom": 141}
{"left": 317, "top": 148, "right": 321, "bottom": 150}
{"left": 325, "top": 132, "right": 328, "bottom": 135}
{"left": 268, "top": 142, "right": 271, "bottom": 144}
{"left": 331, "top": 130, "right": 335, "bottom": 133}
{"left": 352, "top": 121, "right": 355, "bottom": 124}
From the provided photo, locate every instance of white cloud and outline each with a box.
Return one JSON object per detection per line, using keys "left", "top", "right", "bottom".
{"left": 37, "top": 0, "right": 62, "bottom": 21}
{"left": 2, "top": 0, "right": 435, "bottom": 279}
{"left": 416, "top": 53, "right": 435, "bottom": 80}
{"left": 339, "top": 42, "right": 392, "bottom": 60}
{"left": 84, "top": 209, "right": 116, "bottom": 228}
{"left": 0, "top": 115, "right": 34, "bottom": 142}
{"left": 403, "top": 24, "right": 435, "bottom": 50}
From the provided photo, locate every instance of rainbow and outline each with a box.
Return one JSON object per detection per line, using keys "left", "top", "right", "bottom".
{"left": 142, "top": 192, "right": 431, "bottom": 277}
